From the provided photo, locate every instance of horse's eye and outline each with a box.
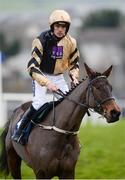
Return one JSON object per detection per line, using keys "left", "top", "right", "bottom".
{"left": 110, "top": 85, "right": 113, "bottom": 91}
{"left": 96, "top": 87, "right": 100, "bottom": 90}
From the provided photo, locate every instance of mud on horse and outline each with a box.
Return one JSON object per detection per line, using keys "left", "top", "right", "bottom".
{"left": 0, "top": 63, "right": 121, "bottom": 179}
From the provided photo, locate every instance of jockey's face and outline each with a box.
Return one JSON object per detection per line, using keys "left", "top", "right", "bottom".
{"left": 53, "top": 22, "right": 67, "bottom": 38}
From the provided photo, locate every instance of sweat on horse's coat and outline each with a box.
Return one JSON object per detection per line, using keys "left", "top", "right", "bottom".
{"left": 0, "top": 63, "right": 121, "bottom": 179}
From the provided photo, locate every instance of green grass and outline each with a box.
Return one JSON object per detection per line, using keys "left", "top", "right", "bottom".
{"left": 76, "top": 119, "right": 125, "bottom": 179}
{"left": 0, "top": 119, "right": 125, "bottom": 179}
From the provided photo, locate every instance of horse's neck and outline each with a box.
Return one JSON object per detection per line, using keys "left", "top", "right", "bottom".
{"left": 55, "top": 79, "right": 89, "bottom": 131}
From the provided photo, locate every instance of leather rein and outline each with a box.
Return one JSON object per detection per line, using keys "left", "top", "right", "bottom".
{"left": 32, "top": 76, "right": 114, "bottom": 135}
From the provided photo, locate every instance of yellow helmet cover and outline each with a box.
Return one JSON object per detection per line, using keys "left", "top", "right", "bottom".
{"left": 49, "top": 10, "right": 71, "bottom": 26}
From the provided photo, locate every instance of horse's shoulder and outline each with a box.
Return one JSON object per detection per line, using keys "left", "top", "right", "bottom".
{"left": 12, "top": 101, "right": 31, "bottom": 115}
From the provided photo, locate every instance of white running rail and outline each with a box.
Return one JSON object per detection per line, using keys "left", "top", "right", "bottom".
{"left": 0, "top": 93, "right": 32, "bottom": 127}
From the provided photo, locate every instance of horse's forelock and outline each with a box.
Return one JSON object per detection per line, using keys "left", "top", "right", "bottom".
{"left": 90, "top": 72, "right": 102, "bottom": 79}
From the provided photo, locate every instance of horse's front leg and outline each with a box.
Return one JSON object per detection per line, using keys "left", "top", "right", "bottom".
{"left": 35, "top": 170, "right": 52, "bottom": 180}
{"left": 59, "top": 169, "right": 75, "bottom": 179}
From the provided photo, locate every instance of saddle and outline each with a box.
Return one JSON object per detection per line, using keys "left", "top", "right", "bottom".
{"left": 20, "top": 100, "right": 62, "bottom": 144}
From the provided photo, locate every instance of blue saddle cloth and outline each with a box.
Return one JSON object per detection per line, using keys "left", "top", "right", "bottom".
{"left": 21, "top": 100, "right": 62, "bottom": 144}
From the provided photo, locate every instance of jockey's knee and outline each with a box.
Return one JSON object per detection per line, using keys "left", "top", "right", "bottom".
{"left": 32, "top": 101, "right": 45, "bottom": 110}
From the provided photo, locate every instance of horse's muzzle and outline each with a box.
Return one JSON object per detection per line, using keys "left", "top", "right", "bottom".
{"left": 107, "top": 109, "right": 121, "bottom": 123}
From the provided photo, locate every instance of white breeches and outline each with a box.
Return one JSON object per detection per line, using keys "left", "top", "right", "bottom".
{"left": 32, "top": 73, "right": 69, "bottom": 110}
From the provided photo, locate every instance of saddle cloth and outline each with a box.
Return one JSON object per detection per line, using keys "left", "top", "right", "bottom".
{"left": 21, "top": 100, "right": 62, "bottom": 144}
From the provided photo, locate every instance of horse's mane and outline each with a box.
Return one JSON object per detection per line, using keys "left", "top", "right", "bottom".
{"left": 60, "top": 72, "right": 100, "bottom": 100}
{"left": 90, "top": 72, "right": 102, "bottom": 79}
{"left": 63, "top": 72, "right": 102, "bottom": 97}
{"left": 63, "top": 79, "right": 85, "bottom": 97}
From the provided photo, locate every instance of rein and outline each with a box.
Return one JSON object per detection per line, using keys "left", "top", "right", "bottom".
{"left": 32, "top": 91, "right": 79, "bottom": 135}
{"left": 54, "top": 89, "right": 90, "bottom": 111}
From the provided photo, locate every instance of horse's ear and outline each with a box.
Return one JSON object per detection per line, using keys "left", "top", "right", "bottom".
{"left": 102, "top": 65, "right": 113, "bottom": 77}
{"left": 84, "top": 63, "right": 96, "bottom": 77}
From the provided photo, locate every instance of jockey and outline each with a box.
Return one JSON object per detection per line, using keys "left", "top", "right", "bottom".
{"left": 11, "top": 9, "right": 80, "bottom": 143}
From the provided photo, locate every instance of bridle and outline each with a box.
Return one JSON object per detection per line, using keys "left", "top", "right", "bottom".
{"left": 32, "top": 75, "right": 114, "bottom": 135}
{"left": 55, "top": 76, "right": 114, "bottom": 114}
{"left": 86, "top": 76, "right": 115, "bottom": 113}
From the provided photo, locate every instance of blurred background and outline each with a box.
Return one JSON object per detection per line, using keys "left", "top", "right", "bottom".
{"left": 0, "top": 0, "right": 125, "bottom": 126}
{"left": 0, "top": 1, "right": 125, "bottom": 179}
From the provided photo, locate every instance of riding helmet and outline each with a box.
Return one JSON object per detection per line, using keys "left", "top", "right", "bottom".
{"left": 49, "top": 9, "right": 71, "bottom": 34}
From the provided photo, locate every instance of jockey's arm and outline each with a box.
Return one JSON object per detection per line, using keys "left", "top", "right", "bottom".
{"left": 68, "top": 39, "right": 80, "bottom": 86}
{"left": 27, "top": 38, "right": 58, "bottom": 92}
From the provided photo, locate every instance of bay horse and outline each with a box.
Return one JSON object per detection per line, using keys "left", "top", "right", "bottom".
{"left": 0, "top": 63, "right": 121, "bottom": 179}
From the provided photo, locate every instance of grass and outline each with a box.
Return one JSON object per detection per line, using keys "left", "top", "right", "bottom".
{"left": 0, "top": 118, "right": 125, "bottom": 179}
{"left": 76, "top": 119, "right": 125, "bottom": 179}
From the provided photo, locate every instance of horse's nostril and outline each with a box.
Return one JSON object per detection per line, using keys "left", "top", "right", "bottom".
{"left": 116, "top": 111, "right": 121, "bottom": 117}
{"left": 111, "top": 110, "right": 121, "bottom": 117}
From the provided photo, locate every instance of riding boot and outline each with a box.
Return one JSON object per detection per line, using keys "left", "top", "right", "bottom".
{"left": 11, "top": 105, "right": 36, "bottom": 143}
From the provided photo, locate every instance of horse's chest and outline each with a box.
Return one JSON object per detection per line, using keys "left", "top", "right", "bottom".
{"left": 61, "top": 143, "right": 74, "bottom": 158}
{"left": 57, "top": 143, "right": 80, "bottom": 170}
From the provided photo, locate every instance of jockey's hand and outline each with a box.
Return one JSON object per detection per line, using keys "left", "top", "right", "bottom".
{"left": 71, "top": 79, "right": 79, "bottom": 88}
{"left": 46, "top": 82, "right": 59, "bottom": 92}
{"left": 69, "top": 73, "right": 79, "bottom": 87}
{"left": 70, "top": 75, "right": 79, "bottom": 88}
{"left": 72, "top": 77, "right": 79, "bottom": 86}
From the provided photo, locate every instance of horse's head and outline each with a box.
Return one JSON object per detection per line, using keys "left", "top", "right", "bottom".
{"left": 84, "top": 63, "right": 121, "bottom": 123}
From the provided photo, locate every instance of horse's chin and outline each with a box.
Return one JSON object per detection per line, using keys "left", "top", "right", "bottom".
{"left": 103, "top": 110, "right": 121, "bottom": 123}
{"left": 106, "top": 116, "right": 120, "bottom": 123}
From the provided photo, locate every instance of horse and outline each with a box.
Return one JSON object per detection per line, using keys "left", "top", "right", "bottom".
{"left": 0, "top": 63, "right": 121, "bottom": 179}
